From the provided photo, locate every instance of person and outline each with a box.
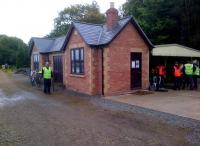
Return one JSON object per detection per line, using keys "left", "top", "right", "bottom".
{"left": 182, "top": 61, "right": 194, "bottom": 90}
{"left": 156, "top": 63, "right": 166, "bottom": 91}
{"left": 193, "top": 60, "right": 199, "bottom": 89}
{"left": 150, "top": 67, "right": 157, "bottom": 90}
{"left": 42, "top": 62, "right": 53, "bottom": 94}
{"left": 173, "top": 62, "right": 182, "bottom": 90}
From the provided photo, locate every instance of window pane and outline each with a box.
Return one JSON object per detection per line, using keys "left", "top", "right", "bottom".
{"left": 80, "top": 49, "right": 83, "bottom": 61}
{"left": 80, "top": 62, "right": 84, "bottom": 73}
{"left": 71, "top": 50, "right": 74, "bottom": 61}
{"left": 75, "top": 49, "right": 79, "bottom": 60}
{"left": 75, "top": 62, "right": 79, "bottom": 73}
{"left": 76, "top": 66, "right": 80, "bottom": 74}
{"left": 72, "top": 62, "right": 75, "bottom": 73}
{"left": 33, "top": 55, "right": 39, "bottom": 63}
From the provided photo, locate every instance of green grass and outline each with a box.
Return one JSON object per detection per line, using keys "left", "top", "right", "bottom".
{"left": 1, "top": 67, "right": 16, "bottom": 75}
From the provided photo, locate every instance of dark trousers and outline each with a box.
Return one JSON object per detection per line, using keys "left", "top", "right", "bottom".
{"left": 156, "top": 75, "right": 164, "bottom": 90}
{"left": 44, "top": 79, "right": 51, "bottom": 94}
{"left": 182, "top": 75, "right": 193, "bottom": 90}
{"left": 174, "top": 77, "right": 181, "bottom": 90}
{"left": 193, "top": 75, "right": 198, "bottom": 89}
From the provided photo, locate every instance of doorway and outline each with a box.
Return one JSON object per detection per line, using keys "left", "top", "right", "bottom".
{"left": 53, "top": 55, "right": 63, "bottom": 83}
{"left": 131, "top": 53, "right": 142, "bottom": 89}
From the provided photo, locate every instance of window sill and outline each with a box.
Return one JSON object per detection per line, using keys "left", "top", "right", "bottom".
{"left": 69, "top": 74, "right": 85, "bottom": 78}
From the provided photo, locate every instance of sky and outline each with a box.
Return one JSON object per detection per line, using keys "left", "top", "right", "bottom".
{"left": 0, "top": 0, "right": 126, "bottom": 44}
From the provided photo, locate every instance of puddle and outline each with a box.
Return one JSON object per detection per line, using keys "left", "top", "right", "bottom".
{"left": 0, "top": 88, "right": 30, "bottom": 107}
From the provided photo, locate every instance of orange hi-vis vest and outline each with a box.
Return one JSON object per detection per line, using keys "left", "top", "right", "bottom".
{"left": 173, "top": 65, "right": 182, "bottom": 77}
{"left": 158, "top": 66, "right": 165, "bottom": 76}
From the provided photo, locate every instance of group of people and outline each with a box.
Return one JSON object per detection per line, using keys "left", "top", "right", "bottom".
{"left": 151, "top": 60, "right": 200, "bottom": 91}
{"left": 31, "top": 62, "right": 53, "bottom": 94}
{"left": 173, "top": 60, "right": 199, "bottom": 90}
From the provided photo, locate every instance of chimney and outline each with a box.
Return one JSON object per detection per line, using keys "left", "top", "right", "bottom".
{"left": 106, "top": 2, "right": 119, "bottom": 31}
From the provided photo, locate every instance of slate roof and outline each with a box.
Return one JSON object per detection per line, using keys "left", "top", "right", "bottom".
{"left": 30, "top": 35, "right": 66, "bottom": 54}
{"left": 30, "top": 16, "right": 153, "bottom": 55}
{"left": 63, "top": 16, "right": 153, "bottom": 48}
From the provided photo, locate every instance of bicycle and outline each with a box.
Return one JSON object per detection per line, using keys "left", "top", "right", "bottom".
{"left": 30, "top": 70, "right": 43, "bottom": 87}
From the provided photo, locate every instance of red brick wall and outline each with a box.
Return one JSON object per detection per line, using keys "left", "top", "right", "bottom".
{"left": 63, "top": 30, "right": 92, "bottom": 95}
{"left": 103, "top": 22, "right": 150, "bottom": 95}
{"left": 106, "top": 7, "right": 119, "bottom": 30}
{"left": 63, "top": 22, "right": 149, "bottom": 96}
{"left": 91, "top": 48, "right": 103, "bottom": 95}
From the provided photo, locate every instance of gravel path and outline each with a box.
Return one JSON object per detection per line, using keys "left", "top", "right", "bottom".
{"left": 92, "top": 98, "right": 200, "bottom": 144}
{"left": 0, "top": 71, "right": 199, "bottom": 146}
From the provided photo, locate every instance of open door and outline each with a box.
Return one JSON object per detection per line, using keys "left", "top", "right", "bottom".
{"left": 131, "top": 53, "right": 142, "bottom": 89}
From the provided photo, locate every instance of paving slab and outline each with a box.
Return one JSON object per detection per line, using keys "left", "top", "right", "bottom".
{"left": 105, "top": 90, "right": 200, "bottom": 120}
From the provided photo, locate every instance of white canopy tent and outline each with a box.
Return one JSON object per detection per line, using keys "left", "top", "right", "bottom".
{"left": 152, "top": 44, "right": 200, "bottom": 57}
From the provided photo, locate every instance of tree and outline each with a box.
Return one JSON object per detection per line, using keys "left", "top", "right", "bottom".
{"left": 122, "top": 0, "right": 181, "bottom": 44}
{"left": 122, "top": 0, "right": 200, "bottom": 49}
{"left": 0, "top": 35, "right": 28, "bottom": 68}
{"left": 47, "top": 1, "right": 105, "bottom": 38}
{"left": 16, "top": 48, "right": 25, "bottom": 68}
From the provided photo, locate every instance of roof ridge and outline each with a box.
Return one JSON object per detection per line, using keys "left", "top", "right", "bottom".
{"left": 51, "top": 35, "right": 66, "bottom": 40}
{"left": 73, "top": 21, "right": 104, "bottom": 26}
{"left": 32, "top": 37, "right": 55, "bottom": 40}
{"left": 73, "top": 17, "right": 132, "bottom": 26}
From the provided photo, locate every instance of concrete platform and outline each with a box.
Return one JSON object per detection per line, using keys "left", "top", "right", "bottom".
{"left": 105, "top": 90, "right": 200, "bottom": 120}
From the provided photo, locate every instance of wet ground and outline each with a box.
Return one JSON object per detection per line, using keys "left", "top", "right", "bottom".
{"left": 0, "top": 71, "right": 199, "bottom": 146}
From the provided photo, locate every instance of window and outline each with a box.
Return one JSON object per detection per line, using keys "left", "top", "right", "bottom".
{"left": 70, "top": 48, "right": 84, "bottom": 74}
{"left": 33, "top": 54, "right": 39, "bottom": 70}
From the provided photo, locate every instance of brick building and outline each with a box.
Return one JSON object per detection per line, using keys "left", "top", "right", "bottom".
{"left": 62, "top": 3, "right": 153, "bottom": 95}
{"left": 29, "top": 36, "right": 65, "bottom": 83}
{"left": 29, "top": 3, "right": 153, "bottom": 95}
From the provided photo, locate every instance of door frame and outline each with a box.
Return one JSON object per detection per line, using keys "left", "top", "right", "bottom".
{"left": 53, "top": 55, "right": 63, "bottom": 83}
{"left": 130, "top": 52, "right": 142, "bottom": 89}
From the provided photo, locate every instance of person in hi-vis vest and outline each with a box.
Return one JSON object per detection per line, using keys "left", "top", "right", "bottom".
{"left": 193, "top": 60, "right": 199, "bottom": 89}
{"left": 156, "top": 63, "right": 166, "bottom": 90}
{"left": 173, "top": 62, "right": 182, "bottom": 90}
{"left": 42, "top": 62, "right": 53, "bottom": 94}
{"left": 182, "top": 61, "right": 194, "bottom": 90}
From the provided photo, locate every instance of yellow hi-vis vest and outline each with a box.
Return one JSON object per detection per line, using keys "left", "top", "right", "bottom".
{"left": 194, "top": 66, "right": 200, "bottom": 76}
{"left": 184, "top": 63, "right": 193, "bottom": 75}
{"left": 43, "top": 67, "right": 52, "bottom": 79}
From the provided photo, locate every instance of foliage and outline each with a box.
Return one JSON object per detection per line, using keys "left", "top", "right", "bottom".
{"left": 122, "top": 0, "right": 200, "bottom": 49}
{"left": 0, "top": 35, "right": 28, "bottom": 68}
{"left": 47, "top": 1, "right": 105, "bottom": 38}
